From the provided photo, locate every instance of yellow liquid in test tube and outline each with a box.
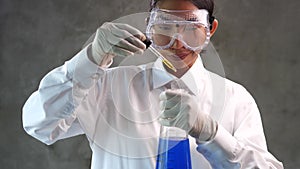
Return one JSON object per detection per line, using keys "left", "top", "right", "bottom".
{"left": 148, "top": 46, "right": 177, "bottom": 72}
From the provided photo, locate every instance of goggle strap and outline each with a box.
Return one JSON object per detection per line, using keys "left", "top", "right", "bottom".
{"left": 209, "top": 15, "right": 215, "bottom": 30}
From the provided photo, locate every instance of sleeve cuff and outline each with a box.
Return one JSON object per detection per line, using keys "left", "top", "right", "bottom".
{"left": 197, "top": 125, "right": 239, "bottom": 161}
{"left": 66, "top": 45, "right": 106, "bottom": 89}
{"left": 213, "top": 125, "right": 239, "bottom": 160}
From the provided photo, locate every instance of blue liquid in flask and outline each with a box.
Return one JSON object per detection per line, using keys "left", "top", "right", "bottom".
{"left": 156, "top": 137, "right": 192, "bottom": 169}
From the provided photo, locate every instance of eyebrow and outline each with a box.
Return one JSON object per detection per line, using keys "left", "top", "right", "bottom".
{"left": 157, "top": 15, "right": 199, "bottom": 22}
{"left": 186, "top": 17, "right": 198, "bottom": 21}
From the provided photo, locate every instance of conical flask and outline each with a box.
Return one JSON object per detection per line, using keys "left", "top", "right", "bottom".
{"left": 155, "top": 125, "right": 192, "bottom": 169}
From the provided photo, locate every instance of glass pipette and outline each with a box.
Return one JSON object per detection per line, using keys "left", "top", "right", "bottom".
{"left": 143, "top": 38, "right": 177, "bottom": 72}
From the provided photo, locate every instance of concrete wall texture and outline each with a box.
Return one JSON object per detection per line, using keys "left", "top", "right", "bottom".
{"left": 1, "top": 0, "right": 299, "bottom": 168}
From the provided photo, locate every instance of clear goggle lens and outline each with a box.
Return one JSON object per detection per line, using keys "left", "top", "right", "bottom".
{"left": 146, "top": 8, "right": 210, "bottom": 51}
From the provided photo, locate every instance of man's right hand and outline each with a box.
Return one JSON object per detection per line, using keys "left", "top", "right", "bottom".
{"left": 90, "top": 22, "right": 147, "bottom": 67}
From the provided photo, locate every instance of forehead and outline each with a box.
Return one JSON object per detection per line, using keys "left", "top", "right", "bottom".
{"left": 156, "top": 11, "right": 205, "bottom": 22}
{"left": 157, "top": 0, "right": 199, "bottom": 10}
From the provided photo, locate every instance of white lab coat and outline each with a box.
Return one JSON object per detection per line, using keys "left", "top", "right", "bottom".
{"left": 22, "top": 46, "right": 283, "bottom": 169}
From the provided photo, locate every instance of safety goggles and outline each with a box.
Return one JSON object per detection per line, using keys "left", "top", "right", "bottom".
{"left": 146, "top": 8, "right": 210, "bottom": 51}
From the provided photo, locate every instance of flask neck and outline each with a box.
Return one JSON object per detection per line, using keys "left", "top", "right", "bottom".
{"left": 159, "top": 125, "right": 188, "bottom": 140}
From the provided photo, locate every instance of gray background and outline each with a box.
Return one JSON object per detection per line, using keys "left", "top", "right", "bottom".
{"left": 1, "top": 0, "right": 299, "bottom": 168}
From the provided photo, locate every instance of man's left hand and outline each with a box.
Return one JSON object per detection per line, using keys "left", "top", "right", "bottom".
{"left": 159, "top": 89, "right": 218, "bottom": 142}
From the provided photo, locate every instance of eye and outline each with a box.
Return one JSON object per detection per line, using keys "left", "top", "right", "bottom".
{"left": 158, "top": 24, "right": 172, "bottom": 30}
{"left": 185, "top": 24, "right": 197, "bottom": 31}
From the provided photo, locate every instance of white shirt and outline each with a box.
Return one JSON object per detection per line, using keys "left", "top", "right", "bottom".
{"left": 22, "top": 46, "right": 283, "bottom": 169}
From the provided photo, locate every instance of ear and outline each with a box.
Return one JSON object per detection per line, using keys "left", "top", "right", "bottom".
{"left": 210, "top": 19, "right": 218, "bottom": 37}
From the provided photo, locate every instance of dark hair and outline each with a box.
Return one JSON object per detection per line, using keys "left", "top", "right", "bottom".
{"left": 150, "top": 0, "right": 215, "bottom": 29}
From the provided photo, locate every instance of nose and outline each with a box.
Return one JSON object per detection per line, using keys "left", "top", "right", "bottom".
{"left": 170, "top": 35, "right": 184, "bottom": 49}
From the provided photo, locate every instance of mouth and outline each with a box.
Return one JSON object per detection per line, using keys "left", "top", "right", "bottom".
{"left": 173, "top": 51, "right": 192, "bottom": 60}
{"left": 159, "top": 49, "right": 194, "bottom": 62}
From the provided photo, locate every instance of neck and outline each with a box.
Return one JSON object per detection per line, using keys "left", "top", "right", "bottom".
{"left": 164, "top": 64, "right": 190, "bottom": 78}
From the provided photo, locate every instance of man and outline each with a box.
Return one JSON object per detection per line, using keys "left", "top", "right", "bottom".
{"left": 23, "top": 0, "right": 283, "bottom": 168}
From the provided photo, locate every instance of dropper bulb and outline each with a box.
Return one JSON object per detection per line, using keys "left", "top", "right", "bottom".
{"left": 143, "top": 37, "right": 152, "bottom": 49}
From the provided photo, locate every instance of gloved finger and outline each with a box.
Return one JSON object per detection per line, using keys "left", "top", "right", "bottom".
{"left": 115, "top": 23, "right": 146, "bottom": 42}
{"left": 172, "top": 109, "right": 190, "bottom": 131}
{"left": 112, "top": 24, "right": 146, "bottom": 50}
{"left": 110, "top": 46, "right": 134, "bottom": 57}
{"left": 159, "top": 97, "right": 179, "bottom": 110}
{"left": 159, "top": 90, "right": 180, "bottom": 101}
{"left": 159, "top": 89, "right": 189, "bottom": 101}
{"left": 160, "top": 102, "right": 181, "bottom": 119}
{"left": 110, "top": 28, "right": 146, "bottom": 51}
{"left": 104, "top": 30, "right": 141, "bottom": 51}
{"left": 117, "top": 39, "right": 144, "bottom": 54}
{"left": 159, "top": 101, "right": 166, "bottom": 110}
{"left": 158, "top": 118, "right": 175, "bottom": 127}
{"left": 125, "top": 36, "right": 146, "bottom": 51}
{"left": 165, "top": 89, "right": 189, "bottom": 99}
{"left": 159, "top": 118, "right": 170, "bottom": 126}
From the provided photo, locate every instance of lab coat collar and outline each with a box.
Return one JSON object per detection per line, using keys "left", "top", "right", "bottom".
{"left": 151, "top": 59, "right": 176, "bottom": 89}
{"left": 151, "top": 55, "right": 207, "bottom": 96}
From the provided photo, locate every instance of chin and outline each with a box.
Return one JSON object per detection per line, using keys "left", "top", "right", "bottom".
{"left": 173, "top": 55, "right": 198, "bottom": 69}
{"left": 182, "top": 52, "right": 198, "bottom": 67}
